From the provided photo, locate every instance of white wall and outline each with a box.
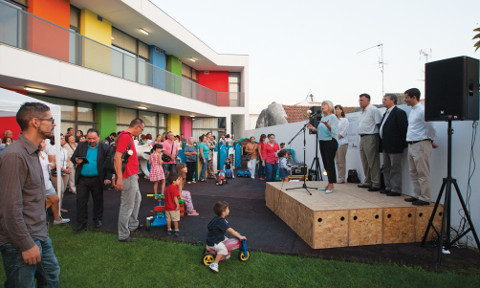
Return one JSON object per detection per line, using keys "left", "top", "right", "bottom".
{"left": 246, "top": 105, "right": 480, "bottom": 248}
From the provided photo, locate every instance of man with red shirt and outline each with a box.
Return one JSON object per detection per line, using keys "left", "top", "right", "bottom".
{"left": 115, "top": 118, "right": 145, "bottom": 242}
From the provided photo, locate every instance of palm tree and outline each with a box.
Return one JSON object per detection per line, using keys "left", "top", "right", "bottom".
{"left": 474, "top": 27, "right": 480, "bottom": 52}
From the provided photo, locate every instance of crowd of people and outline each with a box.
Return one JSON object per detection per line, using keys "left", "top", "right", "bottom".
{"left": 0, "top": 87, "right": 438, "bottom": 282}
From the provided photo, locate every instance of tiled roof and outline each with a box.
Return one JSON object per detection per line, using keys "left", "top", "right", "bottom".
{"left": 282, "top": 105, "right": 362, "bottom": 123}
{"left": 282, "top": 105, "right": 311, "bottom": 123}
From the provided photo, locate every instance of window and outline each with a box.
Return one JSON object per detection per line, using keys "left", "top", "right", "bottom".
{"left": 191, "top": 117, "right": 226, "bottom": 141}
{"left": 112, "top": 28, "right": 137, "bottom": 55}
{"left": 229, "top": 72, "right": 241, "bottom": 106}
{"left": 182, "top": 63, "right": 198, "bottom": 82}
{"left": 70, "top": 5, "right": 80, "bottom": 32}
{"left": 116, "top": 107, "right": 167, "bottom": 137}
{"left": 29, "top": 95, "right": 96, "bottom": 134}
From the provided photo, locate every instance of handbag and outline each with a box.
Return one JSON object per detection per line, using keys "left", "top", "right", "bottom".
{"left": 161, "top": 142, "right": 175, "bottom": 162}
{"left": 347, "top": 169, "right": 360, "bottom": 183}
{"left": 246, "top": 154, "right": 252, "bottom": 161}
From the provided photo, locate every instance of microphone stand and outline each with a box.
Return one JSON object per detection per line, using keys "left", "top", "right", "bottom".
{"left": 286, "top": 118, "right": 318, "bottom": 195}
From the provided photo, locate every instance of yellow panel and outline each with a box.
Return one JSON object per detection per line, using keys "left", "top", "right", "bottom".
{"left": 167, "top": 114, "right": 180, "bottom": 135}
{"left": 80, "top": 9, "right": 111, "bottom": 74}
{"left": 80, "top": 9, "right": 111, "bottom": 46}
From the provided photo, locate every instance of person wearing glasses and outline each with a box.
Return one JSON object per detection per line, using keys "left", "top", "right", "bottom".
{"left": 0, "top": 102, "right": 61, "bottom": 287}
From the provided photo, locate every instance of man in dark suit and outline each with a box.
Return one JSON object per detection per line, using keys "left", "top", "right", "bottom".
{"left": 379, "top": 94, "right": 408, "bottom": 196}
{"left": 71, "top": 128, "right": 111, "bottom": 231}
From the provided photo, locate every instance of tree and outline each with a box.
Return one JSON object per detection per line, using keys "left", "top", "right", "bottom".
{"left": 474, "top": 27, "right": 480, "bottom": 52}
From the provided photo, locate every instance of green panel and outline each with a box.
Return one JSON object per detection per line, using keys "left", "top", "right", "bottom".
{"left": 97, "top": 103, "right": 117, "bottom": 139}
{"left": 166, "top": 55, "right": 182, "bottom": 95}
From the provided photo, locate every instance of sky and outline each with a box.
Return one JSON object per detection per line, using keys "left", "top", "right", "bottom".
{"left": 152, "top": 0, "right": 480, "bottom": 114}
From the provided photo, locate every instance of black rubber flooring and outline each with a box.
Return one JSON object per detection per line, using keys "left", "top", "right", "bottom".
{"left": 60, "top": 174, "right": 480, "bottom": 272}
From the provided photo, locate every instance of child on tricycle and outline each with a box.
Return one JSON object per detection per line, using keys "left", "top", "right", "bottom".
{"left": 203, "top": 201, "right": 248, "bottom": 273}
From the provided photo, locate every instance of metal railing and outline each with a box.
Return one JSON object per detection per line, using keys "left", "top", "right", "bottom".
{"left": 0, "top": 0, "right": 244, "bottom": 107}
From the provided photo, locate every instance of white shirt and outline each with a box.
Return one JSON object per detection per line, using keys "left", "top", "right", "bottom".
{"left": 39, "top": 151, "right": 53, "bottom": 190}
{"left": 337, "top": 117, "right": 349, "bottom": 146}
{"left": 379, "top": 105, "right": 395, "bottom": 139}
{"left": 358, "top": 104, "right": 382, "bottom": 135}
{"left": 406, "top": 103, "right": 436, "bottom": 142}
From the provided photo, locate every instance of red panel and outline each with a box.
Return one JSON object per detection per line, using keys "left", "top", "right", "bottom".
{"left": 197, "top": 71, "right": 229, "bottom": 106}
{"left": 0, "top": 117, "right": 21, "bottom": 141}
{"left": 27, "top": 0, "right": 70, "bottom": 62}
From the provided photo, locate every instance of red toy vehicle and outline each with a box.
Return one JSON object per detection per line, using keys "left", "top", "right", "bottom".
{"left": 215, "top": 170, "right": 228, "bottom": 185}
{"left": 202, "top": 237, "right": 249, "bottom": 265}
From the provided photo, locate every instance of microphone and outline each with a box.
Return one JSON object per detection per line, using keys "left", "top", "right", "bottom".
{"left": 308, "top": 110, "right": 320, "bottom": 117}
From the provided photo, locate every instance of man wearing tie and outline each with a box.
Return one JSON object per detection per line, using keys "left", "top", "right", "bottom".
{"left": 379, "top": 94, "right": 408, "bottom": 196}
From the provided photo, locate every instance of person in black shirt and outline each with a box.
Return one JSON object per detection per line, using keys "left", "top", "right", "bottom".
{"left": 206, "top": 201, "right": 246, "bottom": 273}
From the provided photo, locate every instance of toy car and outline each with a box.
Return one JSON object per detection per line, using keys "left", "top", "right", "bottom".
{"left": 202, "top": 238, "right": 250, "bottom": 266}
{"left": 236, "top": 170, "right": 245, "bottom": 177}
{"left": 216, "top": 171, "right": 228, "bottom": 185}
{"left": 243, "top": 170, "right": 251, "bottom": 177}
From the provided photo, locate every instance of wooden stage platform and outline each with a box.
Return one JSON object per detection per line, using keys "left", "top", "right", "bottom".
{"left": 265, "top": 181, "right": 443, "bottom": 249}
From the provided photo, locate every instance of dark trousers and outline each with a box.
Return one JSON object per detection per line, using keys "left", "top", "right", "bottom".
{"left": 163, "top": 163, "right": 176, "bottom": 179}
{"left": 320, "top": 139, "right": 338, "bottom": 184}
{"left": 76, "top": 176, "right": 103, "bottom": 224}
{"left": 186, "top": 161, "right": 196, "bottom": 182}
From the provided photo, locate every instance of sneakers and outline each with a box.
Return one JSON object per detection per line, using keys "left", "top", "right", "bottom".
{"left": 192, "top": 180, "right": 197, "bottom": 184}
{"left": 167, "top": 230, "right": 173, "bottom": 236}
{"left": 174, "top": 230, "right": 180, "bottom": 237}
{"left": 209, "top": 262, "right": 219, "bottom": 273}
{"left": 53, "top": 218, "right": 70, "bottom": 225}
{"left": 187, "top": 181, "right": 192, "bottom": 184}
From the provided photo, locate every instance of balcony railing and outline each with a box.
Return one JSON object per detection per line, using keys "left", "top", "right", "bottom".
{"left": 0, "top": 0, "right": 244, "bottom": 107}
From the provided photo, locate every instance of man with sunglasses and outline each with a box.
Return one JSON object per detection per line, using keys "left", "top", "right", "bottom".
{"left": 0, "top": 102, "right": 60, "bottom": 287}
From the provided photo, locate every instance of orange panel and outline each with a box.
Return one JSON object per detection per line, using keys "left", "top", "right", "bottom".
{"left": 27, "top": 0, "right": 70, "bottom": 62}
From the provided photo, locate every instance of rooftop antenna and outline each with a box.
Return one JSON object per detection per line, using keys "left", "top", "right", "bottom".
{"left": 304, "top": 89, "right": 314, "bottom": 102}
{"left": 417, "top": 49, "right": 433, "bottom": 82}
{"left": 358, "top": 43, "right": 385, "bottom": 97}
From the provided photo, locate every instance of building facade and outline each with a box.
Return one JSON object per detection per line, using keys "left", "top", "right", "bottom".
{"left": 0, "top": 0, "right": 249, "bottom": 140}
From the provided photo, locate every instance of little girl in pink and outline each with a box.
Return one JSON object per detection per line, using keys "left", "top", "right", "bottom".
{"left": 149, "top": 144, "right": 165, "bottom": 195}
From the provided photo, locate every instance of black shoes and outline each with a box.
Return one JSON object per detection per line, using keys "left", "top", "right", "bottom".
{"left": 404, "top": 197, "right": 418, "bottom": 202}
{"left": 94, "top": 220, "right": 102, "bottom": 228}
{"left": 119, "top": 236, "right": 138, "bottom": 242}
{"left": 412, "top": 199, "right": 430, "bottom": 206}
{"left": 386, "top": 192, "right": 401, "bottom": 196}
{"left": 358, "top": 184, "right": 370, "bottom": 189}
{"left": 368, "top": 187, "right": 380, "bottom": 192}
{"left": 380, "top": 189, "right": 389, "bottom": 194}
{"left": 75, "top": 223, "right": 87, "bottom": 232}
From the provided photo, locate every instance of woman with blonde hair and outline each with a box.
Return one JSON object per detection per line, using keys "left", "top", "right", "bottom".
{"left": 307, "top": 100, "right": 339, "bottom": 193}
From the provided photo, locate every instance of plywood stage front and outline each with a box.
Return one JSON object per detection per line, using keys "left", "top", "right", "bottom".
{"left": 265, "top": 182, "right": 443, "bottom": 249}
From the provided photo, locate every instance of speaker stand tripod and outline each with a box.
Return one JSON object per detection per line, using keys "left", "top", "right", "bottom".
{"left": 286, "top": 121, "right": 317, "bottom": 195}
{"left": 310, "top": 137, "right": 323, "bottom": 181}
{"left": 421, "top": 119, "right": 480, "bottom": 266}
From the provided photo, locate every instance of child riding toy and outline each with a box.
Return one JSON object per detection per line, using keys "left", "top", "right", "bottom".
{"left": 202, "top": 237, "right": 250, "bottom": 265}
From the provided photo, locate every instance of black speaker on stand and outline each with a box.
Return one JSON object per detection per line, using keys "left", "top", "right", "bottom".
{"left": 422, "top": 56, "right": 480, "bottom": 267}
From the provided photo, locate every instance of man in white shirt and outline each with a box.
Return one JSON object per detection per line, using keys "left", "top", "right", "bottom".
{"left": 404, "top": 88, "right": 438, "bottom": 206}
{"left": 357, "top": 93, "right": 383, "bottom": 191}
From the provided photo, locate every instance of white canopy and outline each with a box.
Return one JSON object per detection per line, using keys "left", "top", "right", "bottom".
{"left": 0, "top": 87, "right": 63, "bottom": 206}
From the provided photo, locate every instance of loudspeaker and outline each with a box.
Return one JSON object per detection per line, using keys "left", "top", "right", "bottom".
{"left": 308, "top": 106, "right": 322, "bottom": 134}
{"left": 425, "top": 56, "right": 479, "bottom": 121}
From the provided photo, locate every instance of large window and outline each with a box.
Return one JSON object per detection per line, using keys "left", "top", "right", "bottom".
{"left": 30, "top": 95, "right": 96, "bottom": 134}
{"left": 229, "top": 72, "right": 241, "bottom": 106}
{"left": 116, "top": 107, "right": 167, "bottom": 137}
{"left": 191, "top": 117, "right": 226, "bottom": 141}
{"left": 182, "top": 63, "right": 198, "bottom": 82}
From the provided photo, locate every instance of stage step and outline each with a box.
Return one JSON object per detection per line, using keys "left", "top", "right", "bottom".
{"left": 265, "top": 182, "right": 443, "bottom": 249}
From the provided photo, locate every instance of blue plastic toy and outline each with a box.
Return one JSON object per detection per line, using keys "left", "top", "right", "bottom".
{"left": 145, "top": 194, "right": 167, "bottom": 230}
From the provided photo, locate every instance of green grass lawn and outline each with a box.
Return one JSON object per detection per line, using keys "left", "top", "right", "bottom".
{"left": 1, "top": 225, "right": 479, "bottom": 288}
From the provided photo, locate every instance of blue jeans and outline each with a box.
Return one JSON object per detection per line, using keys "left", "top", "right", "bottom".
{"left": 0, "top": 237, "right": 60, "bottom": 288}
{"left": 163, "top": 163, "right": 176, "bottom": 179}
{"left": 257, "top": 162, "right": 266, "bottom": 179}
{"left": 199, "top": 158, "right": 207, "bottom": 180}
{"left": 265, "top": 162, "right": 278, "bottom": 182}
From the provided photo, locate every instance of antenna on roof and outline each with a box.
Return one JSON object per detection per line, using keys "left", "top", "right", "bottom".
{"left": 305, "top": 90, "right": 314, "bottom": 102}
